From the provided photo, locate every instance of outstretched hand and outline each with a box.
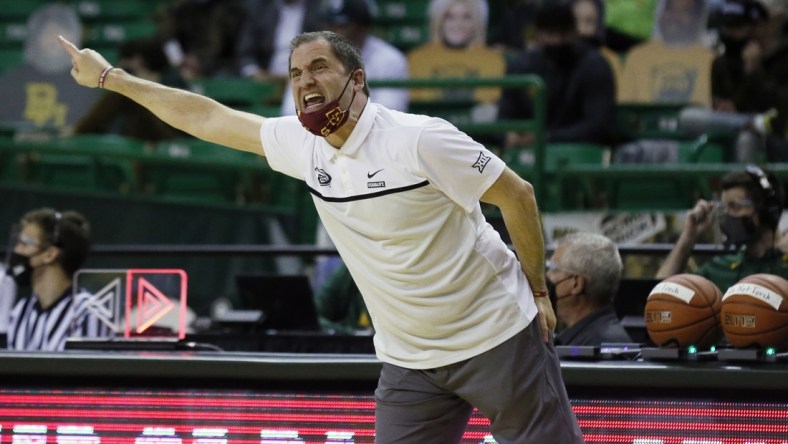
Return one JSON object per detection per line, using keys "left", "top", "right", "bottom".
{"left": 57, "top": 35, "right": 111, "bottom": 88}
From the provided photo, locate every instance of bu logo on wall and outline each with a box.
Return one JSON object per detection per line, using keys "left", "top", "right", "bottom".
{"left": 73, "top": 269, "right": 188, "bottom": 339}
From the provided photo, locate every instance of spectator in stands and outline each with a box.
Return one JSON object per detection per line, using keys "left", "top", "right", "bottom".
{"left": 407, "top": 0, "right": 505, "bottom": 114}
{"left": 235, "top": 0, "right": 323, "bottom": 91}
{"left": 0, "top": 4, "right": 100, "bottom": 134}
{"left": 657, "top": 166, "right": 788, "bottom": 291}
{"left": 572, "top": 0, "right": 624, "bottom": 94}
{"left": 156, "top": 0, "right": 246, "bottom": 82}
{"left": 618, "top": 0, "right": 715, "bottom": 107}
{"left": 280, "top": 0, "right": 409, "bottom": 116}
{"left": 712, "top": 0, "right": 770, "bottom": 112}
{"left": 488, "top": 0, "right": 538, "bottom": 54}
{"left": 548, "top": 232, "right": 632, "bottom": 346}
{"left": 314, "top": 264, "right": 371, "bottom": 334}
{"left": 710, "top": 0, "right": 788, "bottom": 160}
{"left": 73, "top": 38, "right": 187, "bottom": 142}
{"left": 498, "top": 1, "right": 616, "bottom": 148}
{"left": 6, "top": 208, "right": 113, "bottom": 351}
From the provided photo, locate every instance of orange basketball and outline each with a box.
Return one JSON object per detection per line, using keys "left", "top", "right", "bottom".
{"left": 644, "top": 274, "right": 722, "bottom": 349}
{"left": 721, "top": 273, "right": 788, "bottom": 350}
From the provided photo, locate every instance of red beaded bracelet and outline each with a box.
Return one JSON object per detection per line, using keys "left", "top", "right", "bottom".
{"left": 533, "top": 290, "right": 549, "bottom": 298}
{"left": 98, "top": 65, "right": 114, "bottom": 89}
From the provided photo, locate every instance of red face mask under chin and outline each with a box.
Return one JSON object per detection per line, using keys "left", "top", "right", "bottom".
{"left": 297, "top": 73, "right": 356, "bottom": 137}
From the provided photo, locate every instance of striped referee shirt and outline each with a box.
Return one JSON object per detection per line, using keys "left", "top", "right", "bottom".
{"left": 7, "top": 288, "right": 113, "bottom": 351}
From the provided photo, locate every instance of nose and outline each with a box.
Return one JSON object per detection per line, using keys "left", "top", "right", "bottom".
{"left": 297, "top": 70, "right": 316, "bottom": 87}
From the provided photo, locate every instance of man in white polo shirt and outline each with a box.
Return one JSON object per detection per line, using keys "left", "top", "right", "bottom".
{"left": 59, "top": 31, "right": 583, "bottom": 443}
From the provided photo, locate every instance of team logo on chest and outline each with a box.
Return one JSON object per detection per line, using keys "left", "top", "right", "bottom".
{"left": 315, "top": 167, "right": 332, "bottom": 186}
{"left": 472, "top": 151, "right": 491, "bottom": 173}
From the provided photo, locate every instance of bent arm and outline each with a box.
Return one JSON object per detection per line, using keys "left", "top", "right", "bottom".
{"left": 481, "top": 167, "right": 546, "bottom": 292}
{"left": 58, "top": 36, "right": 266, "bottom": 156}
{"left": 656, "top": 199, "right": 717, "bottom": 278}
{"left": 481, "top": 167, "right": 555, "bottom": 340}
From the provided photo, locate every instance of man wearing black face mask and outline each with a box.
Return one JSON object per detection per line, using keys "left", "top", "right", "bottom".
{"left": 5, "top": 208, "right": 112, "bottom": 351}
{"left": 710, "top": 0, "right": 788, "bottom": 161}
{"left": 657, "top": 166, "right": 788, "bottom": 292}
{"left": 548, "top": 232, "right": 632, "bottom": 346}
{"left": 498, "top": 1, "right": 616, "bottom": 148}
{"left": 712, "top": 0, "right": 770, "bottom": 114}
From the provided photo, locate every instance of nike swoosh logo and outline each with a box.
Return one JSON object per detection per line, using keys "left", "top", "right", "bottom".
{"left": 367, "top": 169, "right": 384, "bottom": 178}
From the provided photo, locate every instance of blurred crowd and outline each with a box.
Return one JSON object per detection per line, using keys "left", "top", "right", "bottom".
{"left": 0, "top": 0, "right": 785, "bottom": 159}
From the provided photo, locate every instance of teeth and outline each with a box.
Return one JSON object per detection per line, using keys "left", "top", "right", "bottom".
{"left": 304, "top": 93, "right": 322, "bottom": 103}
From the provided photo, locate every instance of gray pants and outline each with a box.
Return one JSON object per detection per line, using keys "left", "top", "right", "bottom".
{"left": 375, "top": 318, "right": 584, "bottom": 443}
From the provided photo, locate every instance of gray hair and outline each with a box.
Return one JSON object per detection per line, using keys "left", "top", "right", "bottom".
{"left": 289, "top": 31, "right": 369, "bottom": 96}
{"left": 555, "top": 232, "right": 622, "bottom": 306}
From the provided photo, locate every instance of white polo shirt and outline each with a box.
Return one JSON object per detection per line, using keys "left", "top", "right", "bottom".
{"left": 260, "top": 103, "right": 537, "bottom": 369}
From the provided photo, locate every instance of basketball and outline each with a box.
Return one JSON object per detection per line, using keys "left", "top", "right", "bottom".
{"left": 644, "top": 274, "right": 722, "bottom": 349}
{"left": 721, "top": 274, "right": 788, "bottom": 350}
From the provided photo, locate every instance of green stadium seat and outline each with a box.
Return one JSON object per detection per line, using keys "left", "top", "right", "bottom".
{"left": 0, "top": 22, "right": 27, "bottom": 49}
{"left": 0, "top": 49, "right": 23, "bottom": 74}
{"left": 408, "top": 99, "right": 477, "bottom": 126}
{"left": 2, "top": 0, "right": 49, "bottom": 20}
{"left": 84, "top": 21, "right": 157, "bottom": 47}
{"left": 377, "top": 0, "right": 428, "bottom": 23}
{"left": 140, "top": 139, "right": 267, "bottom": 205}
{"left": 377, "top": 23, "right": 428, "bottom": 51}
{"left": 23, "top": 135, "right": 144, "bottom": 193}
{"left": 71, "top": 0, "right": 162, "bottom": 21}
{"left": 503, "top": 143, "right": 608, "bottom": 211}
{"left": 193, "top": 78, "right": 279, "bottom": 110}
{"left": 615, "top": 102, "right": 687, "bottom": 140}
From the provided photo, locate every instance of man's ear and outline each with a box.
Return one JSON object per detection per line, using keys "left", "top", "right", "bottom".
{"left": 42, "top": 245, "right": 61, "bottom": 265}
{"left": 571, "top": 275, "right": 586, "bottom": 295}
{"left": 353, "top": 69, "right": 365, "bottom": 88}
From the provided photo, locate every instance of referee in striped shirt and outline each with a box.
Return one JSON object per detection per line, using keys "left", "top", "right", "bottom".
{"left": 6, "top": 208, "right": 112, "bottom": 351}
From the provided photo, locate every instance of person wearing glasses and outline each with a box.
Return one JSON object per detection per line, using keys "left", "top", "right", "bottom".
{"left": 657, "top": 166, "right": 788, "bottom": 291}
{"left": 547, "top": 232, "right": 632, "bottom": 346}
{"left": 5, "top": 208, "right": 112, "bottom": 351}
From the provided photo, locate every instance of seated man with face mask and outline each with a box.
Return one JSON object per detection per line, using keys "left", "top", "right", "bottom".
{"left": 5, "top": 208, "right": 113, "bottom": 351}
{"left": 547, "top": 232, "right": 632, "bottom": 346}
{"left": 498, "top": 1, "right": 616, "bottom": 148}
{"left": 657, "top": 165, "right": 788, "bottom": 291}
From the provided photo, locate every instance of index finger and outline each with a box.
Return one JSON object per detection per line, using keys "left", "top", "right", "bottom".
{"left": 57, "top": 35, "right": 80, "bottom": 56}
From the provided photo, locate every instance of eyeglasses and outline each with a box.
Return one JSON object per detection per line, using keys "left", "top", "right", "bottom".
{"left": 716, "top": 198, "right": 754, "bottom": 214}
{"left": 546, "top": 260, "right": 562, "bottom": 272}
{"left": 15, "top": 234, "right": 41, "bottom": 248}
{"left": 546, "top": 259, "right": 583, "bottom": 276}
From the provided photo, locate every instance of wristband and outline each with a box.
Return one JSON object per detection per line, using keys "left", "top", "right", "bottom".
{"left": 533, "top": 290, "right": 549, "bottom": 298}
{"left": 98, "top": 65, "right": 114, "bottom": 89}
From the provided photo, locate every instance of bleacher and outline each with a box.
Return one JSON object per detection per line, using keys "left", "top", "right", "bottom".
{"left": 3, "top": 1, "right": 785, "bottom": 217}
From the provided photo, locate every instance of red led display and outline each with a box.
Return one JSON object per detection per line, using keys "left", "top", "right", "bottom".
{"left": 0, "top": 389, "right": 786, "bottom": 443}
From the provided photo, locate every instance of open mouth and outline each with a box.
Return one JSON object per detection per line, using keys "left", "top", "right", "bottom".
{"left": 302, "top": 92, "right": 326, "bottom": 112}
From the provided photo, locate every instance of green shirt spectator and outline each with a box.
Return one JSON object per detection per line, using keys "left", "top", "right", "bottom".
{"left": 658, "top": 166, "right": 786, "bottom": 292}
{"left": 697, "top": 249, "right": 788, "bottom": 292}
{"left": 314, "top": 264, "right": 371, "bottom": 334}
